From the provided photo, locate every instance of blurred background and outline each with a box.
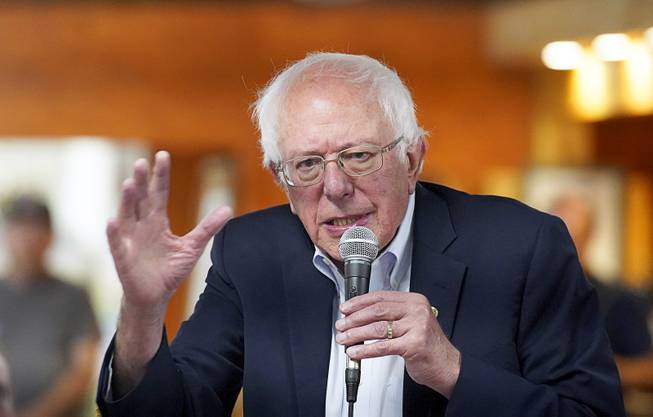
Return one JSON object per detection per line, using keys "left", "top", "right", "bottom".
{"left": 0, "top": 0, "right": 651, "bottom": 416}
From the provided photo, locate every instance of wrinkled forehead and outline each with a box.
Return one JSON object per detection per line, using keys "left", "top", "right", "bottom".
{"left": 283, "top": 76, "right": 378, "bottom": 112}
{"left": 277, "top": 78, "right": 390, "bottom": 146}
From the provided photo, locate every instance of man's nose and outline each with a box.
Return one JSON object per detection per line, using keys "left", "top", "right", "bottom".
{"left": 322, "top": 160, "right": 353, "bottom": 200}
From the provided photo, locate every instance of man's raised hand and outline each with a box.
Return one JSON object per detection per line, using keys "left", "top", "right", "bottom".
{"left": 107, "top": 150, "right": 233, "bottom": 314}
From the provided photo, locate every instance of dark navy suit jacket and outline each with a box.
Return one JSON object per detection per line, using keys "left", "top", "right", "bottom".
{"left": 97, "top": 182, "right": 625, "bottom": 417}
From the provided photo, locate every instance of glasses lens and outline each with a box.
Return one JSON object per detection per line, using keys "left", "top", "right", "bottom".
{"left": 286, "top": 156, "right": 323, "bottom": 185}
{"left": 339, "top": 146, "right": 382, "bottom": 176}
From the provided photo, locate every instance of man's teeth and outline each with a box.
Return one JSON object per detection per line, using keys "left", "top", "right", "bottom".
{"left": 332, "top": 217, "right": 356, "bottom": 227}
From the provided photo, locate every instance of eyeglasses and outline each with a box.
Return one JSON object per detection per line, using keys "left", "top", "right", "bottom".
{"left": 277, "top": 137, "right": 403, "bottom": 187}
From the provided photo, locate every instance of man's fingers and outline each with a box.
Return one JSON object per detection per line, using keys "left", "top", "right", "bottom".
{"left": 336, "top": 319, "right": 407, "bottom": 346}
{"left": 106, "top": 218, "right": 126, "bottom": 260}
{"left": 336, "top": 301, "right": 405, "bottom": 331}
{"left": 340, "top": 291, "right": 414, "bottom": 315}
{"left": 149, "top": 151, "right": 171, "bottom": 214}
{"left": 346, "top": 340, "right": 403, "bottom": 361}
{"left": 117, "top": 178, "right": 138, "bottom": 222}
{"left": 185, "top": 206, "right": 234, "bottom": 251}
{"left": 132, "top": 158, "right": 151, "bottom": 219}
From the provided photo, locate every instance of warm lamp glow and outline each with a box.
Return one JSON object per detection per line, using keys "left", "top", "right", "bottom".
{"left": 592, "top": 33, "right": 631, "bottom": 62}
{"left": 541, "top": 41, "right": 583, "bottom": 70}
{"left": 622, "top": 40, "right": 653, "bottom": 114}
{"left": 569, "top": 50, "right": 612, "bottom": 120}
{"left": 645, "top": 27, "right": 653, "bottom": 49}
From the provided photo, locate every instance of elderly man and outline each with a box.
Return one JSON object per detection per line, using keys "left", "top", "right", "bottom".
{"left": 96, "top": 53, "right": 624, "bottom": 417}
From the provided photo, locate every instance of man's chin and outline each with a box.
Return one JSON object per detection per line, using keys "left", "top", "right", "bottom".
{"left": 316, "top": 239, "right": 342, "bottom": 263}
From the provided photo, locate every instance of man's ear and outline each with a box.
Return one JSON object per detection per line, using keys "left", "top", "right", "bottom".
{"left": 268, "top": 162, "right": 285, "bottom": 188}
{"left": 406, "top": 139, "right": 427, "bottom": 193}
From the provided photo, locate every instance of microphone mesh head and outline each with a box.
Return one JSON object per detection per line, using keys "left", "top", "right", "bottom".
{"left": 338, "top": 226, "right": 379, "bottom": 261}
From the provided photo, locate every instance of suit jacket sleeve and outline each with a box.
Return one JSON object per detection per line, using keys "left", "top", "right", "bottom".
{"left": 96, "top": 224, "right": 244, "bottom": 417}
{"left": 445, "top": 216, "right": 624, "bottom": 417}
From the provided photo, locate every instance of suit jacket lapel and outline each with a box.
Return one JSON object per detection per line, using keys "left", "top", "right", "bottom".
{"left": 281, "top": 219, "right": 335, "bottom": 417}
{"left": 404, "top": 183, "right": 468, "bottom": 417}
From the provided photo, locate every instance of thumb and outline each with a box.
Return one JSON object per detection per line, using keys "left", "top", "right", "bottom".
{"left": 185, "top": 206, "right": 233, "bottom": 250}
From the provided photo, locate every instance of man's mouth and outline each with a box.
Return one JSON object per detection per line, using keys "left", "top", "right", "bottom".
{"left": 321, "top": 214, "right": 371, "bottom": 237}
{"left": 324, "top": 213, "right": 370, "bottom": 229}
{"left": 330, "top": 217, "right": 359, "bottom": 227}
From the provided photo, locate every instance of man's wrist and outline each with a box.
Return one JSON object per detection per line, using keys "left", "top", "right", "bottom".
{"left": 439, "top": 347, "right": 461, "bottom": 399}
{"left": 112, "top": 298, "right": 167, "bottom": 396}
{"left": 424, "top": 346, "right": 461, "bottom": 399}
{"left": 112, "top": 329, "right": 163, "bottom": 398}
{"left": 119, "top": 296, "right": 168, "bottom": 324}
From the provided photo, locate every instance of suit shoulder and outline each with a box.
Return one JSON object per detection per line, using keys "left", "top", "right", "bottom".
{"left": 421, "top": 182, "right": 554, "bottom": 230}
{"left": 213, "top": 203, "right": 307, "bottom": 258}
{"left": 419, "top": 183, "right": 573, "bottom": 273}
{"left": 224, "top": 204, "right": 297, "bottom": 234}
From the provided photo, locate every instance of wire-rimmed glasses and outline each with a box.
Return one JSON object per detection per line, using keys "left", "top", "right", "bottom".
{"left": 277, "top": 137, "right": 403, "bottom": 187}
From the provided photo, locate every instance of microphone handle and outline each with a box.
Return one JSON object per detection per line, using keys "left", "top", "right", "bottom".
{"left": 343, "top": 258, "right": 371, "bottom": 405}
{"left": 344, "top": 259, "right": 371, "bottom": 301}
{"left": 343, "top": 259, "right": 370, "bottom": 366}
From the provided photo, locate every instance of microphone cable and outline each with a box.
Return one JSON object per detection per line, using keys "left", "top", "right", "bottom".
{"left": 346, "top": 361, "right": 361, "bottom": 417}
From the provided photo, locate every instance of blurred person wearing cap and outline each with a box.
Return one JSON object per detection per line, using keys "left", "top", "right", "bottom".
{"left": 0, "top": 195, "right": 100, "bottom": 417}
{"left": 96, "top": 52, "right": 624, "bottom": 417}
{"left": 550, "top": 194, "right": 653, "bottom": 392}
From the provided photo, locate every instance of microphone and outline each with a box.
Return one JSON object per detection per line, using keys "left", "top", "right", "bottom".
{"left": 338, "top": 226, "right": 379, "bottom": 414}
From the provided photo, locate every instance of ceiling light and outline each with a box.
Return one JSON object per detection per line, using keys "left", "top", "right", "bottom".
{"left": 541, "top": 41, "right": 583, "bottom": 70}
{"left": 622, "top": 40, "right": 653, "bottom": 114}
{"left": 592, "top": 33, "right": 631, "bottom": 62}
{"left": 569, "top": 51, "right": 612, "bottom": 120}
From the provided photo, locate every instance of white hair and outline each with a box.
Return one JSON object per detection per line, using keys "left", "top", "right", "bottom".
{"left": 252, "top": 52, "right": 427, "bottom": 168}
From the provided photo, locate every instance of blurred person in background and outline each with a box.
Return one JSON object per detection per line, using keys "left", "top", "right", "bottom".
{"left": 0, "top": 352, "right": 15, "bottom": 417}
{"left": 550, "top": 194, "right": 653, "bottom": 392}
{"left": 0, "top": 195, "right": 99, "bottom": 417}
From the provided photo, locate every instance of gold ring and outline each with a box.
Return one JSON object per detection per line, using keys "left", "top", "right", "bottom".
{"left": 431, "top": 306, "right": 439, "bottom": 319}
{"left": 387, "top": 320, "right": 394, "bottom": 339}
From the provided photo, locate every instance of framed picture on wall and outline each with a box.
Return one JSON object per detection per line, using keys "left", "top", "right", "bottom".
{"left": 522, "top": 166, "right": 624, "bottom": 282}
